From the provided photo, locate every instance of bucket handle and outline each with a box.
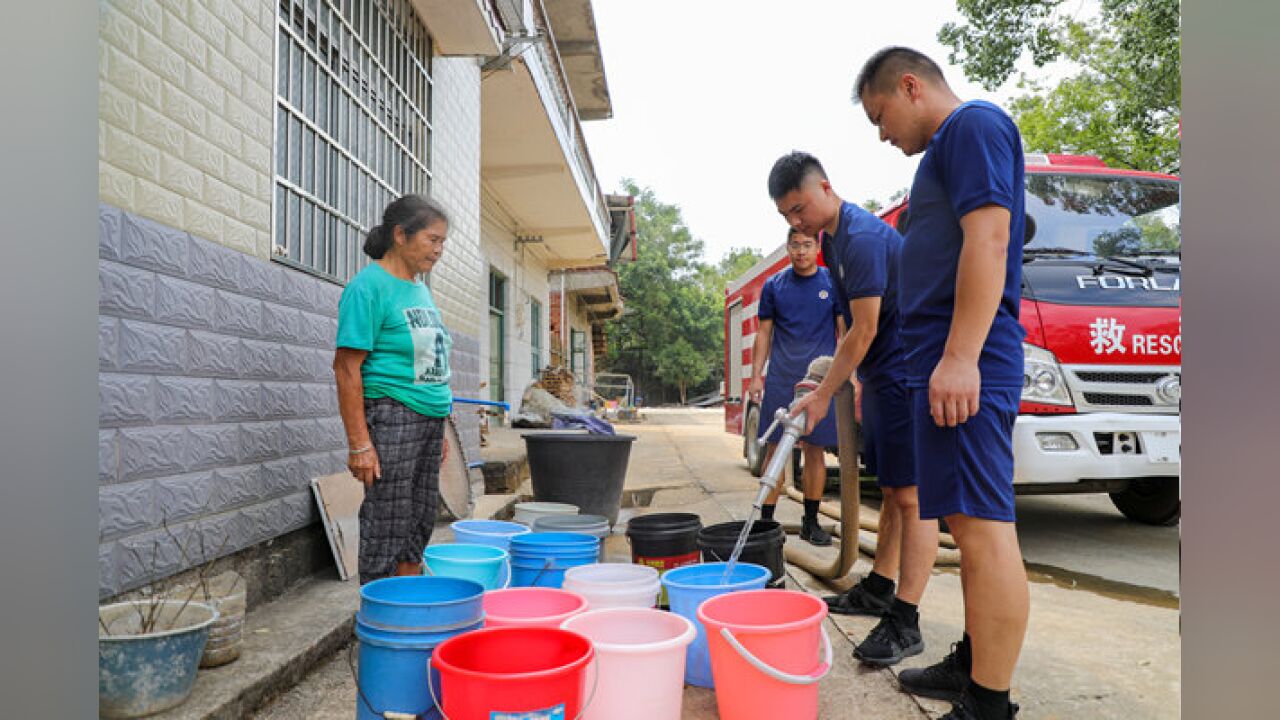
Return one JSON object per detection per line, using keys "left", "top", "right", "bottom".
{"left": 718, "top": 624, "right": 833, "bottom": 686}
{"left": 527, "top": 557, "right": 555, "bottom": 587}
{"left": 349, "top": 643, "right": 437, "bottom": 720}
{"left": 426, "top": 650, "right": 601, "bottom": 720}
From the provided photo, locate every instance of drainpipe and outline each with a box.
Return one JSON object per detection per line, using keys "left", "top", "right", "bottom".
{"left": 560, "top": 271, "right": 567, "bottom": 365}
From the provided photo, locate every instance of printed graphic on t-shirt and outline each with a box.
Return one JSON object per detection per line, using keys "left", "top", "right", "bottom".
{"left": 403, "top": 306, "right": 451, "bottom": 384}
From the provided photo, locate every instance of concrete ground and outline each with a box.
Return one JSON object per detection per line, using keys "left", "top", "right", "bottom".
{"left": 255, "top": 408, "right": 1180, "bottom": 719}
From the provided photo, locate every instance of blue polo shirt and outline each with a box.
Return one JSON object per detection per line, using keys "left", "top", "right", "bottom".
{"left": 819, "top": 201, "right": 907, "bottom": 384}
{"left": 757, "top": 266, "right": 839, "bottom": 389}
{"left": 900, "top": 100, "right": 1026, "bottom": 389}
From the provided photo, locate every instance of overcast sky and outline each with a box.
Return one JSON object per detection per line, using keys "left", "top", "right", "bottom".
{"left": 581, "top": 0, "right": 1079, "bottom": 264}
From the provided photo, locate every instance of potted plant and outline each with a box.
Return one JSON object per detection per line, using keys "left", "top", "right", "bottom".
{"left": 98, "top": 523, "right": 228, "bottom": 717}
{"left": 99, "top": 597, "right": 218, "bottom": 718}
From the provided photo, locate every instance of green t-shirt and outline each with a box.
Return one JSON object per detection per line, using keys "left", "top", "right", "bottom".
{"left": 336, "top": 263, "right": 453, "bottom": 417}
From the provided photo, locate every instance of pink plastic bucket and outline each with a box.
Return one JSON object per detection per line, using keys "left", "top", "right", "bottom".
{"left": 697, "top": 589, "right": 833, "bottom": 719}
{"left": 560, "top": 608, "right": 696, "bottom": 720}
{"left": 483, "top": 587, "right": 589, "bottom": 629}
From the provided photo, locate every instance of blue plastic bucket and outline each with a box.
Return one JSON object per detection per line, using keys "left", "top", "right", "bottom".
{"left": 357, "top": 576, "right": 485, "bottom": 632}
{"left": 422, "top": 543, "right": 509, "bottom": 591}
{"left": 354, "top": 617, "right": 484, "bottom": 720}
{"left": 353, "top": 576, "right": 486, "bottom": 720}
{"left": 449, "top": 520, "right": 528, "bottom": 586}
{"left": 509, "top": 532, "right": 601, "bottom": 588}
{"left": 661, "top": 561, "right": 771, "bottom": 688}
{"left": 450, "top": 519, "right": 530, "bottom": 548}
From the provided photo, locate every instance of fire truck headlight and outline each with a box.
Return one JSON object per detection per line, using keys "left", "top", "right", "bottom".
{"left": 1036, "top": 432, "right": 1080, "bottom": 451}
{"left": 1022, "top": 343, "right": 1073, "bottom": 406}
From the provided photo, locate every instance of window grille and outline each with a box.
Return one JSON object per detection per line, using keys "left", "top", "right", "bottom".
{"left": 273, "top": 0, "right": 433, "bottom": 283}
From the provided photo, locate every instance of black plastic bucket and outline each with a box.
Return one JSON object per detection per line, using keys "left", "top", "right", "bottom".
{"left": 625, "top": 513, "right": 703, "bottom": 606}
{"left": 697, "top": 520, "right": 787, "bottom": 589}
{"left": 523, "top": 432, "right": 636, "bottom": 525}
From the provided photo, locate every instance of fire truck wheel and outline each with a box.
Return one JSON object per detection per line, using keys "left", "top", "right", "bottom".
{"left": 1109, "top": 477, "right": 1180, "bottom": 526}
{"left": 744, "top": 405, "right": 765, "bottom": 477}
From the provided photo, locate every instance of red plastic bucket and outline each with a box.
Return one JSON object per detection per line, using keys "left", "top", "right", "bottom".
{"left": 431, "top": 626, "right": 594, "bottom": 719}
{"left": 697, "top": 589, "right": 832, "bottom": 719}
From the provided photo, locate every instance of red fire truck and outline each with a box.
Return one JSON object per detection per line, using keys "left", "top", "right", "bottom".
{"left": 724, "top": 154, "right": 1181, "bottom": 525}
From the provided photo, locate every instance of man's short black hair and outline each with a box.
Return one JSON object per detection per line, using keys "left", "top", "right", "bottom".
{"left": 768, "top": 151, "right": 827, "bottom": 201}
{"left": 853, "top": 46, "right": 947, "bottom": 104}
{"left": 786, "top": 226, "right": 803, "bottom": 243}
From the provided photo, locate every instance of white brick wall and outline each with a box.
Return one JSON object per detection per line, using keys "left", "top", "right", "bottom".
{"left": 428, "top": 57, "right": 485, "bottom": 343}
{"left": 480, "top": 210, "right": 553, "bottom": 408}
{"left": 100, "top": 0, "right": 274, "bottom": 259}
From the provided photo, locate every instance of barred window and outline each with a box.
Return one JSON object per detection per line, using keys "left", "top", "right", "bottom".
{"left": 274, "top": 0, "right": 433, "bottom": 283}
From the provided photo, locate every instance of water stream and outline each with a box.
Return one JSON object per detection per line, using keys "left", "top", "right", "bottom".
{"left": 720, "top": 505, "right": 759, "bottom": 583}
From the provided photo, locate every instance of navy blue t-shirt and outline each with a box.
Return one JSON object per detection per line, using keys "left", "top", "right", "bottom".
{"left": 819, "top": 201, "right": 907, "bottom": 384}
{"left": 758, "top": 266, "right": 839, "bottom": 389}
{"left": 900, "top": 100, "right": 1026, "bottom": 389}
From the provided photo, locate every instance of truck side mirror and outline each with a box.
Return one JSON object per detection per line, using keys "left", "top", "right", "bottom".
{"left": 1024, "top": 214, "right": 1037, "bottom": 245}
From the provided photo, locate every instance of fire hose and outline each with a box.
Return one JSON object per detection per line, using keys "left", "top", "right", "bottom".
{"left": 759, "top": 359, "right": 959, "bottom": 586}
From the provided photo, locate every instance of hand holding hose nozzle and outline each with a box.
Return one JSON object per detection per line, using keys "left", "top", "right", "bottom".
{"left": 753, "top": 356, "right": 833, "bottom": 510}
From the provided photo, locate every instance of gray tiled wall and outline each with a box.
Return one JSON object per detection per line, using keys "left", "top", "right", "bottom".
{"left": 99, "top": 204, "right": 483, "bottom": 598}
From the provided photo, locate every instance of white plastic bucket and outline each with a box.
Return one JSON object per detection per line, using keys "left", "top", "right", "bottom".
{"left": 514, "top": 501, "right": 579, "bottom": 527}
{"left": 561, "top": 607, "right": 696, "bottom": 720}
{"left": 562, "top": 563, "right": 661, "bottom": 610}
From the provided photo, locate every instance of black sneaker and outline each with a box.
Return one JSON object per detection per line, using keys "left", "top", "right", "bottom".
{"left": 799, "top": 515, "right": 833, "bottom": 546}
{"left": 897, "top": 642, "right": 969, "bottom": 702}
{"left": 938, "top": 688, "right": 1020, "bottom": 719}
{"left": 853, "top": 612, "right": 924, "bottom": 666}
{"left": 824, "top": 579, "right": 893, "bottom": 616}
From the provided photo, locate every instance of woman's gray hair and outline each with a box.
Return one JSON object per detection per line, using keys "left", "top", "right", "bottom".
{"left": 363, "top": 194, "right": 449, "bottom": 259}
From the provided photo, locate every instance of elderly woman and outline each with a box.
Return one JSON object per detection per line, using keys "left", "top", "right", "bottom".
{"left": 334, "top": 194, "right": 453, "bottom": 584}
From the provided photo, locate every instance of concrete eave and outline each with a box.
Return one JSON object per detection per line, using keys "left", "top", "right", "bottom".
{"left": 481, "top": 56, "right": 610, "bottom": 266}
{"left": 542, "top": 0, "right": 613, "bottom": 121}
{"left": 551, "top": 266, "right": 623, "bottom": 320}
{"left": 411, "top": 0, "right": 501, "bottom": 56}
{"left": 605, "top": 193, "right": 636, "bottom": 263}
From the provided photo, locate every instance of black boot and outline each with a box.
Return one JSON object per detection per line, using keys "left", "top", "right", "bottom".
{"left": 824, "top": 573, "right": 894, "bottom": 616}
{"left": 897, "top": 637, "right": 970, "bottom": 702}
{"left": 938, "top": 686, "right": 1019, "bottom": 719}
{"left": 799, "top": 514, "right": 833, "bottom": 546}
{"left": 853, "top": 609, "right": 924, "bottom": 666}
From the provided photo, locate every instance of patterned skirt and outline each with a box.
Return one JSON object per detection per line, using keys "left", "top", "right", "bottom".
{"left": 358, "top": 397, "right": 445, "bottom": 585}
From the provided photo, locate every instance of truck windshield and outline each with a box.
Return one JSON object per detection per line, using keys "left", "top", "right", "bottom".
{"left": 1025, "top": 174, "right": 1180, "bottom": 257}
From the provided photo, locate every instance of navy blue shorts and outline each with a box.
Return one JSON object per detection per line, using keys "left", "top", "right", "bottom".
{"left": 860, "top": 379, "right": 915, "bottom": 488}
{"left": 912, "top": 386, "right": 1019, "bottom": 522}
{"left": 760, "top": 379, "right": 838, "bottom": 448}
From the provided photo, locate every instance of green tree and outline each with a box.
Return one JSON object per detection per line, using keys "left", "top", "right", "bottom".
{"left": 653, "top": 337, "right": 709, "bottom": 405}
{"left": 605, "top": 180, "right": 750, "bottom": 405}
{"left": 861, "top": 198, "right": 884, "bottom": 213}
{"left": 939, "top": 0, "right": 1180, "bottom": 172}
{"left": 717, "top": 246, "right": 764, "bottom": 287}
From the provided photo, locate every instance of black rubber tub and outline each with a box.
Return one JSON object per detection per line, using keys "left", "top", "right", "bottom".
{"left": 697, "top": 520, "right": 787, "bottom": 589}
{"left": 523, "top": 432, "right": 636, "bottom": 525}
